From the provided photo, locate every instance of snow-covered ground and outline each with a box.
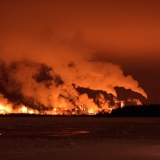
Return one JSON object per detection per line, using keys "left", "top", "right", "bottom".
{"left": 0, "top": 117, "right": 160, "bottom": 160}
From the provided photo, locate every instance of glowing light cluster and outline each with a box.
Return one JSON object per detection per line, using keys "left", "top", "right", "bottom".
{"left": 0, "top": 95, "right": 144, "bottom": 115}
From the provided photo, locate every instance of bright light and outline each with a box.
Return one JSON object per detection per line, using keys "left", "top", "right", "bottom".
{"left": 88, "top": 108, "right": 96, "bottom": 115}
{"left": 121, "top": 101, "right": 125, "bottom": 108}
{"left": 0, "top": 105, "right": 3, "bottom": 110}
{"left": 53, "top": 108, "right": 57, "bottom": 115}
{"left": 28, "top": 110, "right": 34, "bottom": 114}
{"left": 0, "top": 104, "right": 6, "bottom": 114}
{"left": 21, "top": 106, "right": 27, "bottom": 113}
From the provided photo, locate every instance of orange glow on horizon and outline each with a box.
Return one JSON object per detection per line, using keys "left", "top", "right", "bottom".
{"left": 0, "top": 95, "right": 146, "bottom": 115}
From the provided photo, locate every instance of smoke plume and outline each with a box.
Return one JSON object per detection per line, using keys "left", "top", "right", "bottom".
{"left": 0, "top": 54, "right": 147, "bottom": 113}
{"left": 0, "top": 1, "right": 148, "bottom": 113}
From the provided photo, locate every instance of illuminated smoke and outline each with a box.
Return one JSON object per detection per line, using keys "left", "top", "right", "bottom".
{"left": 127, "top": 98, "right": 142, "bottom": 106}
{"left": 0, "top": 57, "right": 147, "bottom": 114}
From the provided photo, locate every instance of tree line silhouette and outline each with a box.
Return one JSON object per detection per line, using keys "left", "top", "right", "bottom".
{"left": 99, "top": 104, "right": 160, "bottom": 117}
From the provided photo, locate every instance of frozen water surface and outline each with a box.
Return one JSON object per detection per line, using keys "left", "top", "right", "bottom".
{"left": 0, "top": 117, "right": 160, "bottom": 160}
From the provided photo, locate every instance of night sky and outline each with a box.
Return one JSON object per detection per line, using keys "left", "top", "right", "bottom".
{"left": 0, "top": 0, "right": 160, "bottom": 105}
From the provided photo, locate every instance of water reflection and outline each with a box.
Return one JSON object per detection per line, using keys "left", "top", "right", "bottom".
{"left": 43, "top": 130, "right": 90, "bottom": 137}
{"left": 0, "top": 126, "right": 91, "bottom": 137}
{"left": 74, "top": 131, "right": 90, "bottom": 134}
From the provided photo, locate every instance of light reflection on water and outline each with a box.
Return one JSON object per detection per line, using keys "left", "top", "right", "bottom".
{"left": 0, "top": 126, "right": 91, "bottom": 137}
{"left": 75, "top": 131, "right": 90, "bottom": 134}
{"left": 44, "top": 130, "right": 90, "bottom": 137}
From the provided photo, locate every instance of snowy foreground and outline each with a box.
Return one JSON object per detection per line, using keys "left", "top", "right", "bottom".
{"left": 0, "top": 117, "right": 160, "bottom": 160}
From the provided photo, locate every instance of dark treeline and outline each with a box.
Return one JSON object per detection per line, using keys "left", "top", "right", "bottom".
{"left": 101, "top": 104, "right": 160, "bottom": 117}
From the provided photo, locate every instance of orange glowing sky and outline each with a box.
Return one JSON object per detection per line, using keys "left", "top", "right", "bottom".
{"left": 0, "top": 0, "right": 160, "bottom": 104}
